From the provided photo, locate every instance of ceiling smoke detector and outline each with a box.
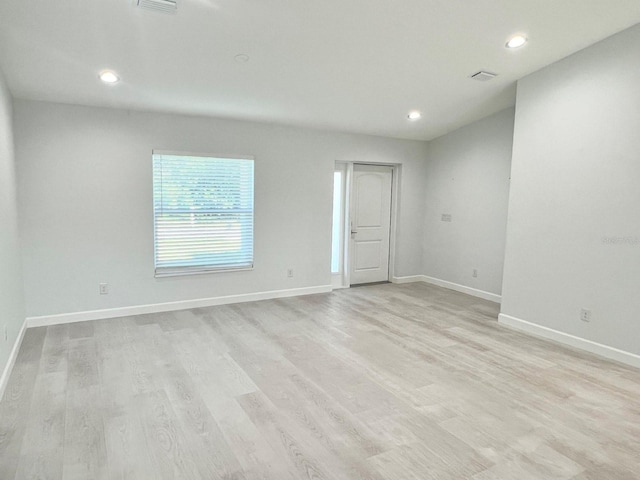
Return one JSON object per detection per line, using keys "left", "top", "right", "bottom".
{"left": 470, "top": 71, "right": 498, "bottom": 82}
{"left": 135, "top": 0, "right": 177, "bottom": 14}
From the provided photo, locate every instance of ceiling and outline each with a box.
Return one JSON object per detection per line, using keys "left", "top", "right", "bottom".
{"left": 1, "top": 1, "right": 639, "bottom": 141}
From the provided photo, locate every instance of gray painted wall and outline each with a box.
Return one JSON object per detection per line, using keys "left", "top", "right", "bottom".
{"left": 0, "top": 67, "right": 25, "bottom": 380}
{"left": 14, "top": 100, "right": 428, "bottom": 317}
{"left": 422, "top": 108, "right": 514, "bottom": 296}
{"left": 501, "top": 24, "right": 640, "bottom": 355}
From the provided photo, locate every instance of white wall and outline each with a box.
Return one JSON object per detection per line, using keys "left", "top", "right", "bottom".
{"left": 422, "top": 108, "right": 514, "bottom": 297}
{"left": 0, "top": 67, "right": 25, "bottom": 377}
{"left": 501, "top": 24, "right": 640, "bottom": 356}
{"left": 14, "top": 100, "right": 428, "bottom": 318}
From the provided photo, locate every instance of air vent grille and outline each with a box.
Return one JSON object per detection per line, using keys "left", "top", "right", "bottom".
{"left": 470, "top": 71, "right": 498, "bottom": 81}
{"left": 136, "top": 0, "right": 177, "bottom": 14}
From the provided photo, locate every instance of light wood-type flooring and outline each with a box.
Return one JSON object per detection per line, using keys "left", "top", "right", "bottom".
{"left": 1, "top": 283, "right": 639, "bottom": 479}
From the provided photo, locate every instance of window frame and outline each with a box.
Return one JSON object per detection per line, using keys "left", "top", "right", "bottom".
{"left": 152, "top": 150, "right": 255, "bottom": 278}
{"left": 331, "top": 167, "right": 346, "bottom": 274}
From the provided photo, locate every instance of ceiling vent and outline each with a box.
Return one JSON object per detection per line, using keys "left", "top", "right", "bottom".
{"left": 470, "top": 71, "right": 498, "bottom": 81}
{"left": 135, "top": 0, "right": 177, "bottom": 14}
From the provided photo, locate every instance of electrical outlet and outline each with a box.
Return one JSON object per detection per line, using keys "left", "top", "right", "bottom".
{"left": 472, "top": 269, "right": 478, "bottom": 278}
{"left": 287, "top": 269, "right": 294, "bottom": 278}
{"left": 441, "top": 213, "right": 452, "bottom": 222}
{"left": 99, "top": 283, "right": 109, "bottom": 295}
{"left": 580, "top": 308, "right": 591, "bottom": 322}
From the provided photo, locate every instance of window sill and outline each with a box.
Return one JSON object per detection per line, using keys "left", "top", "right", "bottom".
{"left": 155, "top": 266, "right": 254, "bottom": 278}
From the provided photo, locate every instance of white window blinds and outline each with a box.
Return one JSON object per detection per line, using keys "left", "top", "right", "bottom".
{"left": 152, "top": 152, "right": 254, "bottom": 276}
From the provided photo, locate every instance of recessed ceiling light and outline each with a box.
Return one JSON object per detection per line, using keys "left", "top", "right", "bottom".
{"left": 408, "top": 111, "right": 422, "bottom": 121}
{"left": 506, "top": 35, "right": 527, "bottom": 49}
{"left": 99, "top": 70, "right": 120, "bottom": 84}
{"left": 235, "top": 54, "right": 250, "bottom": 63}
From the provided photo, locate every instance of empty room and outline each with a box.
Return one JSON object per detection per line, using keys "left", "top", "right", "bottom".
{"left": 1, "top": 1, "right": 639, "bottom": 479}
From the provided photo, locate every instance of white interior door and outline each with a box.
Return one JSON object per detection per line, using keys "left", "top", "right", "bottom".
{"left": 349, "top": 164, "right": 392, "bottom": 285}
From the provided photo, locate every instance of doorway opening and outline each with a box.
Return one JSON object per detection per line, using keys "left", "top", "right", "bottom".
{"left": 331, "top": 162, "right": 398, "bottom": 288}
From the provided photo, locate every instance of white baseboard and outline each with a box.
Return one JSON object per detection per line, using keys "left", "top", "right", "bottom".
{"left": 499, "top": 313, "right": 640, "bottom": 369}
{"left": 26, "top": 285, "right": 333, "bottom": 328}
{"left": 392, "top": 275, "right": 501, "bottom": 303}
{"left": 331, "top": 273, "right": 347, "bottom": 289}
{"left": 0, "top": 318, "right": 27, "bottom": 402}
{"left": 391, "top": 275, "right": 426, "bottom": 284}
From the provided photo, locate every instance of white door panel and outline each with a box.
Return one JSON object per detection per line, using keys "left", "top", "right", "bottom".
{"left": 350, "top": 165, "right": 392, "bottom": 285}
{"left": 356, "top": 175, "right": 383, "bottom": 227}
{"left": 355, "top": 240, "right": 382, "bottom": 271}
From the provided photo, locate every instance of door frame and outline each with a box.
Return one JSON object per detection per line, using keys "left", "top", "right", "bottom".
{"left": 332, "top": 161, "right": 400, "bottom": 289}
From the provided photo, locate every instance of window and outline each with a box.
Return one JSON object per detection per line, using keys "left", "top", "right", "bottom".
{"left": 331, "top": 170, "right": 343, "bottom": 273}
{"left": 331, "top": 164, "right": 347, "bottom": 277}
{"left": 152, "top": 151, "right": 254, "bottom": 276}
